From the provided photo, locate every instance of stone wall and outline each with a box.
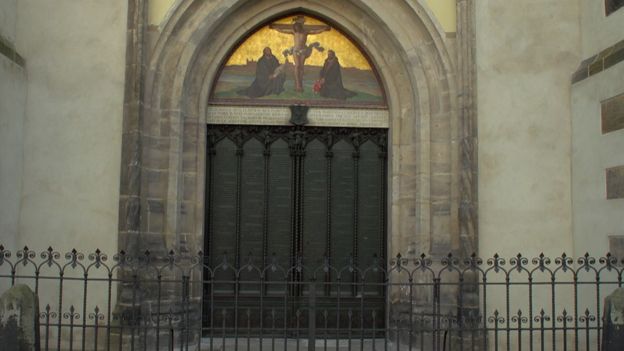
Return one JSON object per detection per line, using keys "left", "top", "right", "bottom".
{"left": 146, "top": 0, "right": 458, "bottom": 32}
{"left": 476, "top": 0, "right": 580, "bottom": 258}
{"left": 0, "top": 0, "right": 17, "bottom": 44}
{"left": 571, "top": 2, "right": 624, "bottom": 259}
{"left": 580, "top": 0, "right": 624, "bottom": 58}
{"left": 7, "top": 0, "right": 624, "bottom": 348}
{"left": 117, "top": 0, "right": 471, "bottom": 345}
{"left": 14, "top": 0, "right": 126, "bottom": 255}
{"left": 0, "top": 54, "right": 24, "bottom": 276}
{"left": 0, "top": 0, "right": 25, "bottom": 293}
{"left": 5, "top": 0, "right": 128, "bottom": 332}
{"left": 572, "top": 64, "right": 624, "bottom": 259}
{"left": 120, "top": 0, "right": 465, "bottom": 263}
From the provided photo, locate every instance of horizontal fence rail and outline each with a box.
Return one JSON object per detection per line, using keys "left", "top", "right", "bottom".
{"left": 0, "top": 246, "right": 622, "bottom": 350}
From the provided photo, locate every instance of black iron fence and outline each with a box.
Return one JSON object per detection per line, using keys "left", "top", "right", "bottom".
{"left": 0, "top": 246, "right": 622, "bottom": 351}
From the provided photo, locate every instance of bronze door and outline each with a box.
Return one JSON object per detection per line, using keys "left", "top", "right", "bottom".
{"left": 203, "top": 124, "right": 387, "bottom": 337}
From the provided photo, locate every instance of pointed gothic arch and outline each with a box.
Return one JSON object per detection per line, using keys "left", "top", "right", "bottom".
{"left": 208, "top": 12, "right": 388, "bottom": 108}
{"left": 118, "top": 1, "right": 477, "bottom": 341}
{"left": 125, "top": 0, "right": 462, "bottom": 254}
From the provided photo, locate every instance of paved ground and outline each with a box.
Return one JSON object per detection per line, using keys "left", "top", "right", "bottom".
{"left": 199, "top": 338, "right": 395, "bottom": 351}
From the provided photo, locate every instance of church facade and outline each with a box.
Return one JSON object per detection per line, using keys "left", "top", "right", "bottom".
{"left": 1, "top": 0, "right": 623, "bottom": 349}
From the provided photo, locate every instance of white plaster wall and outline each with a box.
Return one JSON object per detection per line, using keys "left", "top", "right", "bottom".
{"left": 9, "top": 0, "right": 127, "bottom": 332}
{"left": 571, "top": 6, "right": 624, "bottom": 335}
{"left": 580, "top": 0, "right": 624, "bottom": 58}
{"left": 571, "top": 63, "right": 624, "bottom": 258}
{"left": 573, "top": 0, "right": 624, "bottom": 258}
{"left": 15, "top": 0, "right": 126, "bottom": 255}
{"left": 476, "top": 0, "right": 580, "bottom": 259}
{"left": 147, "top": 0, "right": 458, "bottom": 31}
{"left": 0, "top": 0, "right": 17, "bottom": 43}
{"left": 572, "top": 0, "right": 624, "bottom": 259}
{"left": 0, "top": 57, "right": 25, "bottom": 255}
{"left": 0, "top": 0, "right": 24, "bottom": 255}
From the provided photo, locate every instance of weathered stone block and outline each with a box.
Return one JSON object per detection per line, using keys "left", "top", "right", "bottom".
{"left": 125, "top": 197, "right": 141, "bottom": 232}
{"left": 182, "top": 173, "right": 197, "bottom": 201}
{"left": 179, "top": 201, "right": 196, "bottom": 234}
{"left": 119, "top": 132, "right": 141, "bottom": 196}
{"left": 182, "top": 150, "right": 198, "bottom": 172}
{"left": 0, "top": 284, "right": 40, "bottom": 351}
{"left": 142, "top": 136, "right": 170, "bottom": 170}
{"left": 603, "top": 288, "right": 624, "bottom": 351}
{"left": 143, "top": 169, "right": 169, "bottom": 198}
{"left": 147, "top": 199, "right": 165, "bottom": 233}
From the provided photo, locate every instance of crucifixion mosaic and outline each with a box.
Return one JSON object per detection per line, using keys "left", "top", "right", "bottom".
{"left": 210, "top": 14, "right": 386, "bottom": 108}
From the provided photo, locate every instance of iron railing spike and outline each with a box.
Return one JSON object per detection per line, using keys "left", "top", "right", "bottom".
{"left": 0, "top": 248, "right": 614, "bottom": 349}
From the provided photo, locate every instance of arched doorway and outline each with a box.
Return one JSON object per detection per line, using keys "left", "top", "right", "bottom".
{"left": 202, "top": 13, "right": 389, "bottom": 335}
{"left": 117, "top": 0, "right": 474, "bottom": 346}
{"left": 125, "top": 0, "right": 462, "bottom": 270}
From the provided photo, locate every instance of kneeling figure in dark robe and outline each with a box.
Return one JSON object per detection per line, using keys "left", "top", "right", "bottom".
{"left": 319, "top": 50, "right": 356, "bottom": 100}
{"left": 239, "top": 47, "right": 286, "bottom": 98}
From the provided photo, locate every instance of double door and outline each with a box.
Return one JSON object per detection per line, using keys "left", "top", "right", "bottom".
{"left": 203, "top": 124, "right": 387, "bottom": 336}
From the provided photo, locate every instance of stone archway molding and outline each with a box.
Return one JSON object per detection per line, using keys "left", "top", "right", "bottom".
{"left": 118, "top": 0, "right": 465, "bottom": 261}
{"left": 117, "top": 0, "right": 480, "bottom": 346}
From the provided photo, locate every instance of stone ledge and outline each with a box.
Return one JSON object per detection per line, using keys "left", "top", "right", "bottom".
{"left": 0, "top": 35, "right": 25, "bottom": 67}
{"left": 206, "top": 105, "right": 389, "bottom": 128}
{"left": 606, "top": 0, "right": 624, "bottom": 16}
{"left": 572, "top": 39, "right": 624, "bottom": 84}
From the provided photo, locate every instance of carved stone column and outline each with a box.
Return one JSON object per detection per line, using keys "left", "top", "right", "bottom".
{"left": 119, "top": 0, "right": 148, "bottom": 258}
{"left": 455, "top": 1, "right": 481, "bottom": 349}
{"left": 456, "top": 0, "right": 478, "bottom": 257}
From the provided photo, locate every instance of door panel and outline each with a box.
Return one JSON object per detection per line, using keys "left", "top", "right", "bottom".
{"left": 203, "top": 124, "right": 387, "bottom": 335}
{"left": 208, "top": 137, "right": 237, "bottom": 295}
{"left": 266, "top": 138, "right": 293, "bottom": 268}
{"left": 209, "top": 137, "right": 237, "bottom": 259}
{"left": 240, "top": 138, "right": 264, "bottom": 259}
{"left": 358, "top": 140, "right": 383, "bottom": 270}
{"left": 302, "top": 139, "right": 328, "bottom": 269}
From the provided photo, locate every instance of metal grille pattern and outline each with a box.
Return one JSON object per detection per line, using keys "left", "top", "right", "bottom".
{"left": 0, "top": 246, "right": 620, "bottom": 350}
{"left": 204, "top": 124, "right": 388, "bottom": 341}
{"left": 205, "top": 124, "right": 387, "bottom": 271}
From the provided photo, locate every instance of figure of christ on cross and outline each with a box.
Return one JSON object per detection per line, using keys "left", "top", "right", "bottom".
{"left": 269, "top": 15, "right": 331, "bottom": 93}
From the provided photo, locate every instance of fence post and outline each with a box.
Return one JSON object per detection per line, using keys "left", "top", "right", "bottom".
{"left": 308, "top": 280, "right": 316, "bottom": 351}
{"left": 602, "top": 288, "right": 624, "bottom": 351}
